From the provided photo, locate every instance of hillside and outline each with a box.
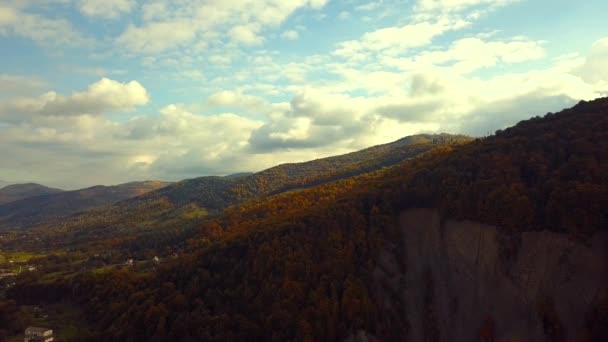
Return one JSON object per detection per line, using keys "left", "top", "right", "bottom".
{"left": 0, "top": 181, "right": 171, "bottom": 229}
{"left": 0, "top": 183, "right": 64, "bottom": 205}
{"left": 2, "top": 99, "right": 607, "bottom": 340}
{"left": 129, "top": 133, "right": 470, "bottom": 208}
{"left": 17, "top": 133, "right": 469, "bottom": 246}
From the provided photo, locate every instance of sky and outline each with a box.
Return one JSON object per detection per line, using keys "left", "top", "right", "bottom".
{"left": 0, "top": 0, "right": 607, "bottom": 189}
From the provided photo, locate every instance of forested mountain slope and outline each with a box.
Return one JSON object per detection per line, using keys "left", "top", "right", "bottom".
{"left": 0, "top": 181, "right": 171, "bottom": 229}
{"left": 3, "top": 99, "right": 608, "bottom": 341}
{"left": 0, "top": 183, "right": 64, "bottom": 205}
{"left": 19, "top": 134, "right": 468, "bottom": 247}
{"left": 125, "top": 133, "right": 469, "bottom": 209}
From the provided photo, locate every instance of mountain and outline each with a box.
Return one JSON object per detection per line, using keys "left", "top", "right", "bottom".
{"left": 3, "top": 100, "right": 607, "bottom": 340}
{"left": 127, "top": 133, "right": 470, "bottom": 209}
{"left": 0, "top": 183, "right": 64, "bottom": 205}
{"left": 0, "top": 180, "right": 12, "bottom": 189}
{"left": 19, "top": 133, "right": 470, "bottom": 244}
{"left": 0, "top": 181, "right": 171, "bottom": 229}
{"left": 223, "top": 172, "right": 254, "bottom": 179}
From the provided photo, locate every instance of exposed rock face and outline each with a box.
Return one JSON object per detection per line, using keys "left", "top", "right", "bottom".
{"left": 373, "top": 209, "right": 608, "bottom": 341}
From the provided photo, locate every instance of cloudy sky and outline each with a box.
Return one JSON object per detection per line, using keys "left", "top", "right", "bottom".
{"left": 1, "top": 0, "right": 607, "bottom": 189}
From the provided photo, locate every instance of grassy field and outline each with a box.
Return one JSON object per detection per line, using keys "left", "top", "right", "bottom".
{"left": 3, "top": 251, "right": 45, "bottom": 263}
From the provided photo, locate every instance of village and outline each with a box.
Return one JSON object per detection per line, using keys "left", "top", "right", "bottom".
{"left": 0, "top": 249, "right": 169, "bottom": 340}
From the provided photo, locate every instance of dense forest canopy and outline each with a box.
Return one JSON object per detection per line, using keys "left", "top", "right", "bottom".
{"left": 0, "top": 181, "right": 171, "bottom": 229}
{"left": 0, "top": 134, "right": 467, "bottom": 253}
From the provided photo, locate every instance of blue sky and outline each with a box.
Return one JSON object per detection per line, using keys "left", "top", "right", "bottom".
{"left": 1, "top": 0, "right": 607, "bottom": 189}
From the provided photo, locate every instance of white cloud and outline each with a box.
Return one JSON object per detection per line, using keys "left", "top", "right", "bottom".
{"left": 59, "top": 66, "right": 128, "bottom": 77}
{"left": 0, "top": 78, "right": 149, "bottom": 122}
{"left": 281, "top": 29, "right": 299, "bottom": 40}
{"left": 415, "top": 0, "right": 518, "bottom": 13}
{"left": 229, "top": 24, "right": 263, "bottom": 45}
{"left": 356, "top": 1, "right": 384, "bottom": 11}
{"left": 1, "top": 1, "right": 606, "bottom": 188}
{"left": 337, "top": 11, "right": 350, "bottom": 20}
{"left": 40, "top": 78, "right": 148, "bottom": 116}
{"left": 141, "top": 1, "right": 168, "bottom": 21}
{"left": 0, "top": 5, "right": 89, "bottom": 47}
{"left": 208, "top": 55, "right": 232, "bottom": 66}
{"left": 247, "top": 88, "right": 442, "bottom": 152}
{"left": 576, "top": 37, "right": 608, "bottom": 86}
{"left": 409, "top": 37, "right": 545, "bottom": 74}
{"left": 0, "top": 74, "right": 47, "bottom": 97}
{"left": 0, "top": 49, "right": 604, "bottom": 188}
{"left": 334, "top": 18, "right": 469, "bottom": 58}
{"left": 115, "top": 0, "right": 328, "bottom": 53}
{"left": 79, "top": 0, "right": 136, "bottom": 19}
{"left": 0, "top": 98, "right": 264, "bottom": 188}
{"left": 116, "top": 21, "right": 198, "bottom": 53}
{"left": 122, "top": 105, "right": 264, "bottom": 180}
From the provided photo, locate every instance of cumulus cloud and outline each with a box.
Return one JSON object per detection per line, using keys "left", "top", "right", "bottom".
{"left": 281, "top": 30, "right": 299, "bottom": 40}
{"left": 415, "top": 0, "right": 519, "bottom": 14}
{"left": 208, "top": 90, "right": 261, "bottom": 107}
{"left": 0, "top": 74, "right": 47, "bottom": 98}
{"left": 115, "top": 0, "right": 328, "bottom": 53}
{"left": 376, "top": 100, "right": 444, "bottom": 122}
{"left": 247, "top": 88, "right": 442, "bottom": 153}
{"left": 0, "top": 101, "right": 263, "bottom": 188}
{"left": 79, "top": 0, "right": 136, "bottom": 19}
{"left": 124, "top": 105, "right": 263, "bottom": 177}
{"left": 1, "top": 1, "right": 606, "bottom": 189}
{"left": 461, "top": 92, "right": 578, "bottom": 136}
{"left": 229, "top": 24, "right": 263, "bottom": 45}
{"left": 117, "top": 21, "right": 198, "bottom": 53}
{"left": 576, "top": 38, "right": 608, "bottom": 86}
{"left": 356, "top": 1, "right": 384, "bottom": 11}
{"left": 411, "top": 37, "right": 546, "bottom": 74}
{"left": 0, "top": 78, "right": 149, "bottom": 122}
{"left": 0, "top": 5, "right": 90, "bottom": 46}
{"left": 0, "top": 52, "right": 603, "bottom": 188}
{"left": 334, "top": 18, "right": 469, "bottom": 58}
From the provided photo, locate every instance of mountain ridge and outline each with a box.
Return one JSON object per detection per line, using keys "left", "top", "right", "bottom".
{"left": 0, "top": 181, "right": 171, "bottom": 229}
{"left": 17, "top": 133, "right": 470, "bottom": 246}
{"left": 0, "top": 183, "right": 64, "bottom": 205}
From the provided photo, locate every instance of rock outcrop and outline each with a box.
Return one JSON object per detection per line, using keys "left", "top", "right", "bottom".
{"left": 373, "top": 209, "right": 608, "bottom": 341}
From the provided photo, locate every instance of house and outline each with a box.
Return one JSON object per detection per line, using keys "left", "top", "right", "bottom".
{"left": 24, "top": 326, "right": 53, "bottom": 342}
{"left": 0, "top": 271, "right": 16, "bottom": 279}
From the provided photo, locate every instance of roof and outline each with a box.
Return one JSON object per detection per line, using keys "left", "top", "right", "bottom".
{"left": 25, "top": 326, "right": 52, "bottom": 333}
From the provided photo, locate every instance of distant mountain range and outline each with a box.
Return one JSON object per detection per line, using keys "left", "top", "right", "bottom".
{"left": 0, "top": 181, "right": 171, "bottom": 229}
{"left": 0, "top": 183, "right": 64, "bottom": 205}
{"left": 18, "top": 133, "right": 470, "bottom": 241}
{"left": 130, "top": 134, "right": 471, "bottom": 208}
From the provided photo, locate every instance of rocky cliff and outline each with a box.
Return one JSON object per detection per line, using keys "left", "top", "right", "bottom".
{"left": 373, "top": 209, "right": 608, "bottom": 341}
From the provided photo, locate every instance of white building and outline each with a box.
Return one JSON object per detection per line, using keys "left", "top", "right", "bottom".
{"left": 24, "top": 326, "right": 53, "bottom": 342}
